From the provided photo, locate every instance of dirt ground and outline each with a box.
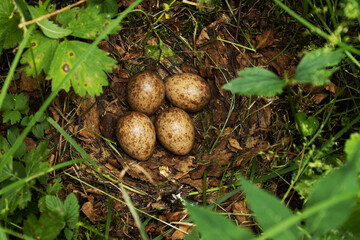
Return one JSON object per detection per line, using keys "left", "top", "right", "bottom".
{"left": 2, "top": 0, "right": 347, "bottom": 239}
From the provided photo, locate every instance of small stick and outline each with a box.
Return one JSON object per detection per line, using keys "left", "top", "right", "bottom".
{"left": 18, "top": 0, "right": 86, "bottom": 28}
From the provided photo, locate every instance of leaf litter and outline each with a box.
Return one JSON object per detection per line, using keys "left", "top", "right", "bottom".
{"left": 1, "top": 0, "right": 355, "bottom": 239}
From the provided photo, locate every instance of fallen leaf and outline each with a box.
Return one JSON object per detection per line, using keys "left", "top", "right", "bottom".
{"left": 256, "top": 28, "right": 274, "bottom": 49}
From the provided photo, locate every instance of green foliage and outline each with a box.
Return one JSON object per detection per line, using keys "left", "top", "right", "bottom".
{"left": 0, "top": 93, "right": 29, "bottom": 124}
{"left": 296, "top": 112, "right": 320, "bottom": 137}
{"left": 0, "top": 140, "right": 48, "bottom": 219}
{"left": 28, "top": 5, "right": 72, "bottom": 39}
{"left": 0, "top": 0, "right": 23, "bottom": 50}
{"left": 292, "top": 48, "right": 344, "bottom": 85}
{"left": 20, "top": 31, "right": 59, "bottom": 77}
{"left": 47, "top": 40, "right": 116, "bottom": 96}
{"left": 223, "top": 47, "right": 345, "bottom": 97}
{"left": 186, "top": 202, "right": 254, "bottom": 239}
{"left": 222, "top": 67, "right": 286, "bottom": 97}
{"left": 187, "top": 133, "right": 360, "bottom": 239}
{"left": 241, "top": 177, "right": 300, "bottom": 239}
{"left": 0, "top": 0, "right": 120, "bottom": 97}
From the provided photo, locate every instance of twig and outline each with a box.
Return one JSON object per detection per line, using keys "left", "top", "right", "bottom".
{"left": 18, "top": 0, "right": 86, "bottom": 28}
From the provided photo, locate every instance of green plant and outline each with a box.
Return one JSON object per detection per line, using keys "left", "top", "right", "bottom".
{"left": 186, "top": 133, "right": 359, "bottom": 239}
{"left": 1, "top": 0, "right": 120, "bottom": 97}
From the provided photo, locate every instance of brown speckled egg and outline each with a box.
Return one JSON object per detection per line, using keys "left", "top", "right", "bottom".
{"left": 116, "top": 112, "right": 156, "bottom": 161}
{"left": 155, "top": 107, "right": 195, "bottom": 155}
{"left": 165, "top": 73, "right": 211, "bottom": 112}
{"left": 127, "top": 71, "right": 165, "bottom": 115}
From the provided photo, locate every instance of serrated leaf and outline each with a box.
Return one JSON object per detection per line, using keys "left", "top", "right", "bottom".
{"left": 0, "top": 0, "right": 23, "bottom": 49}
{"left": 23, "top": 212, "right": 65, "bottom": 240}
{"left": 20, "top": 31, "right": 59, "bottom": 77}
{"left": 23, "top": 140, "right": 49, "bottom": 176}
{"left": 240, "top": 177, "right": 300, "bottom": 240}
{"left": 304, "top": 135, "right": 359, "bottom": 236}
{"left": 46, "top": 195, "right": 64, "bottom": 215}
{"left": 186, "top": 202, "right": 254, "bottom": 240}
{"left": 46, "top": 178, "right": 63, "bottom": 195}
{"left": 3, "top": 111, "right": 21, "bottom": 124}
{"left": 47, "top": 40, "right": 116, "bottom": 97}
{"left": 64, "top": 193, "right": 79, "bottom": 229}
{"left": 292, "top": 48, "right": 344, "bottom": 85}
{"left": 57, "top": 5, "right": 120, "bottom": 40}
{"left": 223, "top": 67, "right": 286, "bottom": 97}
{"left": 28, "top": 6, "right": 72, "bottom": 39}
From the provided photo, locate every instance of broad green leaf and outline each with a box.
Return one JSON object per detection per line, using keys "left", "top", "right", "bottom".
{"left": 0, "top": 225, "right": 7, "bottom": 240}
{"left": 344, "top": 133, "right": 360, "bottom": 171}
{"left": 23, "top": 140, "right": 49, "bottom": 177}
{"left": 28, "top": 6, "right": 72, "bottom": 39}
{"left": 88, "top": 0, "right": 119, "bottom": 18}
{"left": 186, "top": 202, "right": 254, "bottom": 240}
{"left": 47, "top": 40, "right": 116, "bottom": 97}
{"left": 292, "top": 48, "right": 344, "bottom": 85}
{"left": 46, "top": 195, "right": 64, "bottom": 216}
{"left": 21, "top": 31, "right": 59, "bottom": 77}
{"left": 14, "top": 93, "right": 29, "bottom": 112}
{"left": 304, "top": 133, "right": 359, "bottom": 236}
{"left": 7, "top": 127, "right": 26, "bottom": 158}
{"left": 64, "top": 228, "right": 74, "bottom": 240}
{"left": 222, "top": 67, "right": 286, "bottom": 97}
{"left": 240, "top": 177, "right": 300, "bottom": 240}
{"left": 57, "top": 5, "right": 120, "bottom": 40}
{"left": 0, "top": 0, "right": 23, "bottom": 49}
{"left": 0, "top": 93, "right": 14, "bottom": 111}
{"left": 64, "top": 193, "right": 79, "bottom": 229}
{"left": 23, "top": 212, "right": 65, "bottom": 240}
{"left": 342, "top": 204, "right": 360, "bottom": 237}
{"left": 295, "top": 112, "right": 320, "bottom": 136}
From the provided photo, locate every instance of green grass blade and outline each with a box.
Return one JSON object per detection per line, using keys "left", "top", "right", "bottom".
{"left": 119, "top": 184, "right": 149, "bottom": 240}
{"left": 0, "top": 158, "right": 83, "bottom": 195}
{"left": 0, "top": 0, "right": 142, "bottom": 172}
{"left": 47, "top": 117, "right": 98, "bottom": 168}
{"left": 0, "top": 24, "right": 35, "bottom": 110}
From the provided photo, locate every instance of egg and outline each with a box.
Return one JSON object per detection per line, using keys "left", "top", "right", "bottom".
{"left": 155, "top": 107, "right": 195, "bottom": 155}
{"left": 127, "top": 71, "right": 165, "bottom": 115}
{"left": 116, "top": 112, "right": 156, "bottom": 161}
{"left": 165, "top": 73, "right": 211, "bottom": 112}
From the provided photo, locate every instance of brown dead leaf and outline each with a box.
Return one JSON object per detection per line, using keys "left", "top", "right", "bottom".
{"left": 232, "top": 200, "right": 252, "bottom": 224}
{"left": 228, "top": 137, "right": 243, "bottom": 152}
{"left": 81, "top": 197, "right": 99, "bottom": 224}
{"left": 181, "top": 177, "right": 205, "bottom": 193}
{"left": 171, "top": 225, "right": 193, "bottom": 240}
{"left": 256, "top": 28, "right": 274, "bottom": 49}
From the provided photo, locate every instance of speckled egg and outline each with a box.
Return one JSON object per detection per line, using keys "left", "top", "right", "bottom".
{"left": 127, "top": 71, "right": 165, "bottom": 115}
{"left": 116, "top": 112, "right": 156, "bottom": 161}
{"left": 155, "top": 107, "right": 195, "bottom": 155}
{"left": 165, "top": 73, "right": 211, "bottom": 112}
